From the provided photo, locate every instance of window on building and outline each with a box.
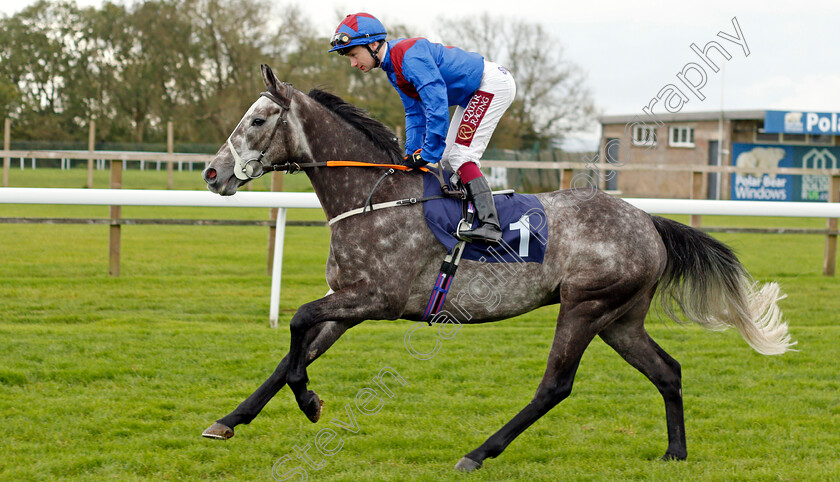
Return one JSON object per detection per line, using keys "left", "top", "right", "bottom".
{"left": 669, "top": 126, "right": 695, "bottom": 147}
{"left": 807, "top": 134, "right": 835, "bottom": 145}
{"left": 631, "top": 125, "right": 657, "bottom": 146}
{"left": 782, "top": 133, "right": 807, "bottom": 143}
{"left": 755, "top": 120, "right": 780, "bottom": 143}
{"left": 755, "top": 130, "right": 780, "bottom": 143}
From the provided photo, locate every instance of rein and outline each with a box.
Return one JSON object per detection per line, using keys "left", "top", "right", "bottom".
{"left": 268, "top": 160, "right": 466, "bottom": 200}
{"left": 260, "top": 159, "right": 426, "bottom": 175}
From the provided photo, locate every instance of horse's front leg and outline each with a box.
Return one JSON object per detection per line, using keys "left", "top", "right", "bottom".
{"left": 203, "top": 320, "right": 353, "bottom": 439}
{"left": 286, "top": 281, "right": 382, "bottom": 421}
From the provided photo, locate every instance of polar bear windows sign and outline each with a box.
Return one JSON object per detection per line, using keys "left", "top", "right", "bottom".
{"left": 731, "top": 143, "right": 837, "bottom": 202}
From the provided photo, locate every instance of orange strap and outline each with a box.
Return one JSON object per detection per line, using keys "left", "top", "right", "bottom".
{"left": 325, "top": 160, "right": 430, "bottom": 173}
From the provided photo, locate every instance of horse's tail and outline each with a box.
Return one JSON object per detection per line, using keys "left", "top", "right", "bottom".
{"left": 650, "top": 215, "right": 795, "bottom": 355}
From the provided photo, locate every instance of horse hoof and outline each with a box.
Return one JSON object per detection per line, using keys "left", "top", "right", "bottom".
{"left": 454, "top": 457, "right": 482, "bottom": 472}
{"left": 304, "top": 391, "right": 324, "bottom": 423}
{"left": 661, "top": 451, "right": 687, "bottom": 461}
{"left": 202, "top": 422, "right": 234, "bottom": 440}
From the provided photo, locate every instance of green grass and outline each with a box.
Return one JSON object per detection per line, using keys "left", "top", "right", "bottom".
{"left": 1, "top": 168, "right": 839, "bottom": 480}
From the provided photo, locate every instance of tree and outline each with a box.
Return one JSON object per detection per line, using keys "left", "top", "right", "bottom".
{"left": 275, "top": 16, "right": 414, "bottom": 146}
{"left": 0, "top": 0, "right": 287, "bottom": 144}
{"left": 0, "top": 0, "right": 86, "bottom": 140}
{"left": 1, "top": 2, "right": 595, "bottom": 154}
{"left": 437, "top": 14, "right": 595, "bottom": 149}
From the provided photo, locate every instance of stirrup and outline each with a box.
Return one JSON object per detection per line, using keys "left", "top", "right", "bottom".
{"left": 455, "top": 219, "right": 472, "bottom": 241}
{"left": 455, "top": 221, "right": 502, "bottom": 244}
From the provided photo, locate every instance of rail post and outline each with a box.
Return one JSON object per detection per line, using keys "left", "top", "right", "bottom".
{"left": 690, "top": 170, "right": 705, "bottom": 227}
{"left": 87, "top": 120, "right": 95, "bottom": 188}
{"left": 267, "top": 171, "right": 284, "bottom": 275}
{"left": 167, "top": 121, "right": 174, "bottom": 190}
{"left": 109, "top": 161, "right": 122, "bottom": 276}
{"left": 824, "top": 174, "right": 840, "bottom": 276}
{"left": 560, "top": 168, "right": 574, "bottom": 190}
{"left": 269, "top": 207, "right": 287, "bottom": 329}
{"left": 3, "top": 118, "right": 9, "bottom": 187}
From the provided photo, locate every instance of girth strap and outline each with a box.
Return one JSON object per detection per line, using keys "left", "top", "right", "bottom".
{"left": 327, "top": 188, "right": 516, "bottom": 226}
{"left": 327, "top": 194, "right": 445, "bottom": 226}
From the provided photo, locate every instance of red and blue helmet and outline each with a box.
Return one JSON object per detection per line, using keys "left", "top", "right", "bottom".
{"left": 328, "top": 13, "right": 387, "bottom": 53}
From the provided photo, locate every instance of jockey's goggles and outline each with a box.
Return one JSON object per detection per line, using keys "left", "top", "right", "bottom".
{"left": 330, "top": 31, "right": 386, "bottom": 49}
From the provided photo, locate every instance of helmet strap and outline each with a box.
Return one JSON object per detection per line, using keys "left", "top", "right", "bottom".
{"left": 365, "top": 41, "right": 384, "bottom": 69}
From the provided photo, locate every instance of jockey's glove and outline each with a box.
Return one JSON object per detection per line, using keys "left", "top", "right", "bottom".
{"left": 403, "top": 150, "right": 429, "bottom": 169}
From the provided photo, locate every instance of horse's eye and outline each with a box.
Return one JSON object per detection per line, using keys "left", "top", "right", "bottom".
{"left": 251, "top": 118, "right": 266, "bottom": 127}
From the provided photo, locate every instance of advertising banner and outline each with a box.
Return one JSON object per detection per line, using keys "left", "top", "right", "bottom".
{"left": 764, "top": 110, "right": 840, "bottom": 135}
{"left": 731, "top": 143, "right": 839, "bottom": 202}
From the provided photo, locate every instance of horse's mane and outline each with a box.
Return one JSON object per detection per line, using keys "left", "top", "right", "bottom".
{"left": 307, "top": 89, "right": 403, "bottom": 163}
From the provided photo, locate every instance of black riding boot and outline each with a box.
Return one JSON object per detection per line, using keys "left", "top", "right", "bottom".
{"left": 457, "top": 176, "right": 503, "bottom": 244}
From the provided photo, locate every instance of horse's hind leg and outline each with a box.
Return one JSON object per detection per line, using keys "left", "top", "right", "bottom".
{"left": 455, "top": 303, "right": 598, "bottom": 472}
{"left": 202, "top": 320, "right": 352, "bottom": 439}
{"left": 598, "top": 290, "right": 687, "bottom": 460}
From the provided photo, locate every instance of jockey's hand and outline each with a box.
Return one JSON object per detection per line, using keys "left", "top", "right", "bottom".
{"left": 403, "top": 150, "right": 428, "bottom": 169}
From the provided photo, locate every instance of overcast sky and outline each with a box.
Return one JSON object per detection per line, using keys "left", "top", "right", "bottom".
{"left": 3, "top": 0, "right": 840, "bottom": 123}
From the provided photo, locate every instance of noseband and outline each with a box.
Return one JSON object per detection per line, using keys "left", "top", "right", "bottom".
{"left": 227, "top": 83, "right": 294, "bottom": 180}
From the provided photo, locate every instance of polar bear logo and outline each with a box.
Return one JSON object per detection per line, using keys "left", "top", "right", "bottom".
{"left": 784, "top": 112, "right": 804, "bottom": 132}
{"left": 784, "top": 112, "right": 802, "bottom": 125}
{"left": 736, "top": 147, "right": 786, "bottom": 179}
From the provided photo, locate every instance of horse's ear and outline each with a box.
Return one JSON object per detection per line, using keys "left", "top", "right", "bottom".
{"left": 261, "top": 64, "right": 278, "bottom": 91}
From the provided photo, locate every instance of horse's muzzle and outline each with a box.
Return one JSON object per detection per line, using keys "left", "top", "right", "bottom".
{"left": 203, "top": 167, "right": 217, "bottom": 183}
{"left": 202, "top": 166, "right": 239, "bottom": 195}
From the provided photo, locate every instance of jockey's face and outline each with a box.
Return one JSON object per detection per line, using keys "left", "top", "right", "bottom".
{"left": 346, "top": 44, "right": 378, "bottom": 73}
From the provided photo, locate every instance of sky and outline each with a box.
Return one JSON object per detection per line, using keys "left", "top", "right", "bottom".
{"left": 3, "top": 0, "right": 840, "bottom": 143}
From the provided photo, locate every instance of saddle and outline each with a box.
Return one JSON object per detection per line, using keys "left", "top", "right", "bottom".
{"left": 421, "top": 169, "right": 548, "bottom": 263}
{"left": 419, "top": 167, "right": 549, "bottom": 322}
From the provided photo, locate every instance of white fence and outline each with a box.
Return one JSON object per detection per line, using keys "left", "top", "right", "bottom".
{"left": 1, "top": 187, "right": 838, "bottom": 327}
{"left": 627, "top": 198, "right": 840, "bottom": 217}
{"left": 0, "top": 188, "right": 319, "bottom": 327}
{"left": 0, "top": 187, "right": 319, "bottom": 209}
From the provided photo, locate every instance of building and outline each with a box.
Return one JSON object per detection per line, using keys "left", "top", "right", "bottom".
{"left": 598, "top": 109, "right": 840, "bottom": 200}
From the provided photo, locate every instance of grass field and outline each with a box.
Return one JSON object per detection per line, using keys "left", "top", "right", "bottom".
{"left": 1, "top": 168, "right": 839, "bottom": 480}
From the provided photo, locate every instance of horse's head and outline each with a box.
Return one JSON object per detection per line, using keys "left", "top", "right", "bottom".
{"left": 203, "top": 65, "right": 304, "bottom": 195}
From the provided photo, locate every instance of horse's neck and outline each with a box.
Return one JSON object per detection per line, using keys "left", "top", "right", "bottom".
{"left": 297, "top": 105, "right": 421, "bottom": 220}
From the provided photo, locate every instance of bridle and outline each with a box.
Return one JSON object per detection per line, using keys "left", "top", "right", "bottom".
{"left": 227, "top": 83, "right": 294, "bottom": 180}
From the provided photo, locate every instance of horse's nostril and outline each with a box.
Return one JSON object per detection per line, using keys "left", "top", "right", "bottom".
{"left": 204, "top": 168, "right": 217, "bottom": 182}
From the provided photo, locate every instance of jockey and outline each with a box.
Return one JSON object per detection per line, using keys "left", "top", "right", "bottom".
{"left": 329, "top": 12, "right": 517, "bottom": 244}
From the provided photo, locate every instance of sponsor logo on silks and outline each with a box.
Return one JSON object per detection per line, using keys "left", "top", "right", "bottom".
{"left": 457, "top": 124, "right": 476, "bottom": 142}
{"left": 455, "top": 90, "right": 494, "bottom": 147}
{"left": 498, "top": 66, "right": 509, "bottom": 75}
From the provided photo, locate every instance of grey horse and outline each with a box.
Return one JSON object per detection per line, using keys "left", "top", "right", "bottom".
{"left": 200, "top": 65, "right": 794, "bottom": 472}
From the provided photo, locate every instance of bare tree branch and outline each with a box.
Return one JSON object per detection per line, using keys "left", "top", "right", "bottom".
{"left": 437, "top": 14, "right": 595, "bottom": 147}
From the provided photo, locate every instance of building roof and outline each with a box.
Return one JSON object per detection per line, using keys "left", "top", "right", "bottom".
{"left": 598, "top": 109, "right": 766, "bottom": 125}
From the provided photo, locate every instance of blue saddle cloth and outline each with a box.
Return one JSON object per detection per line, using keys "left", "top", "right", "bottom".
{"left": 422, "top": 172, "right": 548, "bottom": 263}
